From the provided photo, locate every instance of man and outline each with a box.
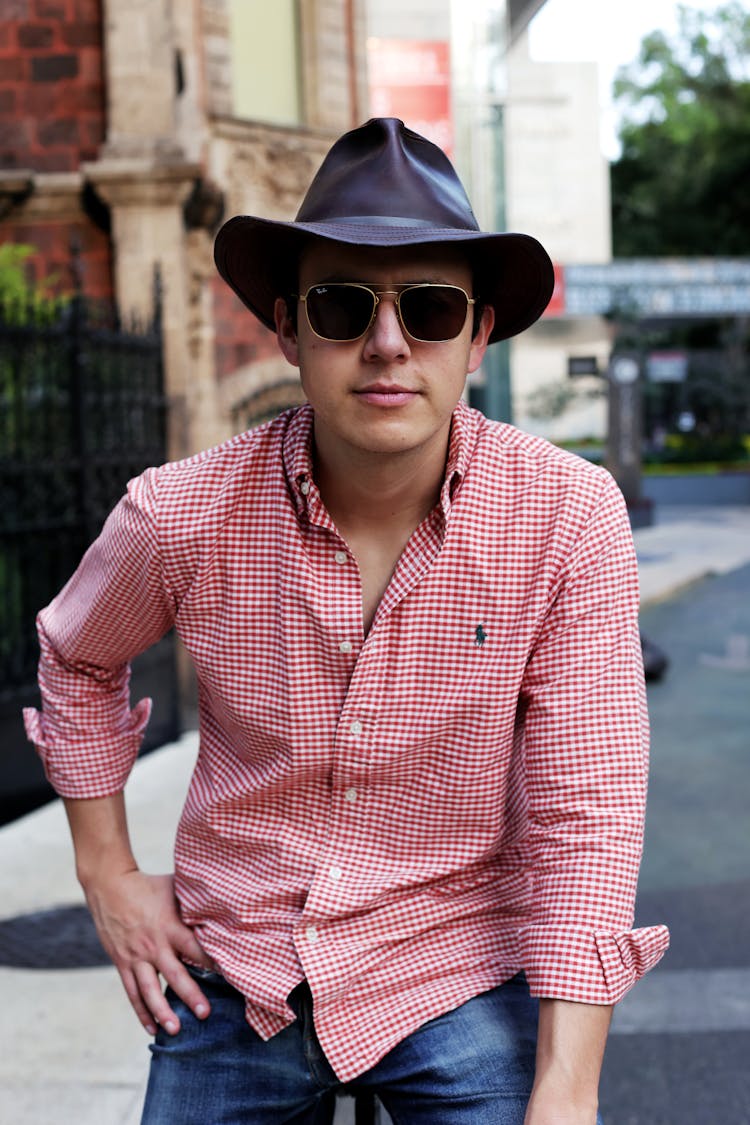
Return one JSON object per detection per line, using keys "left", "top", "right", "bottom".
{"left": 25, "top": 119, "right": 668, "bottom": 1124}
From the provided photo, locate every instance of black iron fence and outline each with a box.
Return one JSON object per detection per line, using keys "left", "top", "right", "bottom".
{"left": 0, "top": 274, "right": 180, "bottom": 820}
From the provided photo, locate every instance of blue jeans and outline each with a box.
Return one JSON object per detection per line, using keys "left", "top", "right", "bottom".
{"left": 141, "top": 969, "right": 599, "bottom": 1124}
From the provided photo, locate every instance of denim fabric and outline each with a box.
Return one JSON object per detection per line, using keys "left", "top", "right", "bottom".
{"left": 141, "top": 969, "right": 602, "bottom": 1124}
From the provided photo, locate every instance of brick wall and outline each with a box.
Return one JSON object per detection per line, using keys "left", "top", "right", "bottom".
{"left": 0, "top": 0, "right": 111, "bottom": 300}
{"left": 1, "top": 214, "right": 111, "bottom": 299}
{"left": 0, "top": 0, "right": 106, "bottom": 173}
{"left": 212, "top": 277, "right": 281, "bottom": 381}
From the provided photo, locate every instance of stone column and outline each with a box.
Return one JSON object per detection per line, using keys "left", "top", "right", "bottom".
{"left": 99, "top": 0, "right": 183, "bottom": 161}
{"left": 85, "top": 161, "right": 223, "bottom": 461}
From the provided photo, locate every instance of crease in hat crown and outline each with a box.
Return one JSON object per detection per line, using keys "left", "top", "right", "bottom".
{"left": 293, "top": 118, "right": 482, "bottom": 231}
{"left": 214, "top": 116, "right": 555, "bottom": 344}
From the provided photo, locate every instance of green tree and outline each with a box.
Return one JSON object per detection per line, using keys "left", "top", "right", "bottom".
{"left": 0, "top": 243, "right": 38, "bottom": 302}
{"left": 0, "top": 242, "right": 63, "bottom": 318}
{"left": 610, "top": 2, "right": 750, "bottom": 256}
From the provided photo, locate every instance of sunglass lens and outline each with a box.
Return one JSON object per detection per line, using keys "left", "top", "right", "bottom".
{"left": 400, "top": 286, "right": 469, "bottom": 341}
{"left": 305, "top": 284, "right": 375, "bottom": 340}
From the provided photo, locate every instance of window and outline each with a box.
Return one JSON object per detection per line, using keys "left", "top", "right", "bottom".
{"left": 228, "top": 0, "right": 301, "bottom": 124}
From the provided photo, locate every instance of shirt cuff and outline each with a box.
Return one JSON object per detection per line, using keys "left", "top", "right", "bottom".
{"left": 519, "top": 922, "right": 670, "bottom": 1004}
{"left": 23, "top": 696, "right": 152, "bottom": 799}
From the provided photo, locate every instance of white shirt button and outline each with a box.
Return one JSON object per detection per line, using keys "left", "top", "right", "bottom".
{"left": 339, "top": 640, "right": 353, "bottom": 654}
{"left": 349, "top": 720, "right": 362, "bottom": 736}
{"left": 344, "top": 788, "right": 358, "bottom": 803}
{"left": 299, "top": 480, "right": 310, "bottom": 496}
{"left": 334, "top": 551, "right": 347, "bottom": 565}
{"left": 305, "top": 925, "right": 319, "bottom": 943}
{"left": 329, "top": 866, "right": 343, "bottom": 882}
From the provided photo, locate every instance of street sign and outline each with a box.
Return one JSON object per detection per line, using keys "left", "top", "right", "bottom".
{"left": 568, "top": 355, "right": 600, "bottom": 377}
{"left": 543, "top": 259, "right": 750, "bottom": 319}
{"left": 647, "top": 351, "right": 689, "bottom": 383}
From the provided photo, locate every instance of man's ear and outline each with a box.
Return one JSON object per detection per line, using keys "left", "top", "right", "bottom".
{"left": 274, "top": 297, "right": 299, "bottom": 366}
{"left": 467, "top": 305, "right": 495, "bottom": 374}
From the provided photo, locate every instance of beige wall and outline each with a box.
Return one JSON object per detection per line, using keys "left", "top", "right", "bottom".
{"left": 505, "top": 30, "right": 610, "bottom": 263}
{"left": 505, "top": 29, "right": 611, "bottom": 441}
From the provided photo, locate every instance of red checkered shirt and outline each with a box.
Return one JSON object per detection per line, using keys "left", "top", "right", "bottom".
{"left": 25, "top": 402, "right": 669, "bottom": 1081}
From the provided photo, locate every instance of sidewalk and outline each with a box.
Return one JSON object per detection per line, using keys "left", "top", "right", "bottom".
{"left": 1, "top": 505, "right": 749, "bottom": 1124}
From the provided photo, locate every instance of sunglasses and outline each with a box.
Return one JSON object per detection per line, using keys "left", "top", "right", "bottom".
{"left": 296, "top": 282, "right": 477, "bottom": 343}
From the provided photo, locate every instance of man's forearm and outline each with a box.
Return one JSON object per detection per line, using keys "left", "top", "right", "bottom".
{"left": 526, "top": 998, "right": 613, "bottom": 1123}
{"left": 63, "top": 791, "right": 138, "bottom": 888}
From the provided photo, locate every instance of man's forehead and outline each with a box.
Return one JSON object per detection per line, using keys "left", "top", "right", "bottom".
{"left": 298, "top": 240, "right": 473, "bottom": 283}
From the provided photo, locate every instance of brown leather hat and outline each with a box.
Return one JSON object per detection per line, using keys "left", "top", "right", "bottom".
{"left": 214, "top": 118, "right": 554, "bottom": 344}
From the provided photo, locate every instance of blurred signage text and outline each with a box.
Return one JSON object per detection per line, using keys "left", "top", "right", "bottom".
{"left": 367, "top": 38, "right": 453, "bottom": 158}
{"left": 646, "top": 351, "right": 689, "bottom": 383}
{"left": 543, "top": 259, "right": 750, "bottom": 319}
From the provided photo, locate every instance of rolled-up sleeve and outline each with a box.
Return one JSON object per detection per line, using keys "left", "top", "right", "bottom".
{"left": 23, "top": 467, "right": 175, "bottom": 798}
{"left": 517, "top": 471, "right": 669, "bottom": 1003}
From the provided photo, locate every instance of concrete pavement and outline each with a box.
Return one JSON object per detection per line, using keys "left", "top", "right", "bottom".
{"left": 1, "top": 505, "right": 749, "bottom": 1124}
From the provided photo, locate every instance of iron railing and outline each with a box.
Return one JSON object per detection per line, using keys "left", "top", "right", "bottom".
{"left": 0, "top": 268, "right": 179, "bottom": 817}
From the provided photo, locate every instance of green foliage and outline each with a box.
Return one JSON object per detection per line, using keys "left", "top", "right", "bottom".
{"left": 524, "top": 379, "right": 578, "bottom": 420}
{"left": 611, "top": 2, "right": 750, "bottom": 255}
{"left": 0, "top": 242, "right": 64, "bottom": 322}
{"left": 0, "top": 243, "right": 37, "bottom": 302}
{"left": 643, "top": 432, "right": 748, "bottom": 466}
{"left": 524, "top": 377, "right": 604, "bottom": 423}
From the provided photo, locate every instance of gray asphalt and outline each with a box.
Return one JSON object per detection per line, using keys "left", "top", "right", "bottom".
{"left": 600, "top": 561, "right": 750, "bottom": 1124}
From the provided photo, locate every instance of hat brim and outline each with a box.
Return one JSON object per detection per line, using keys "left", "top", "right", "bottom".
{"left": 214, "top": 216, "right": 554, "bottom": 345}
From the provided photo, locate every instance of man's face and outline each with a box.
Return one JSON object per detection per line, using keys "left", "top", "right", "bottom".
{"left": 274, "top": 241, "right": 494, "bottom": 467}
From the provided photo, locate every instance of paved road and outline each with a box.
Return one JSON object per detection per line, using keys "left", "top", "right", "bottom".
{"left": 599, "top": 562, "right": 750, "bottom": 1124}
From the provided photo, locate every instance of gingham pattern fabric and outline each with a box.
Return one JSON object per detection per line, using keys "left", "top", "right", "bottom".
{"left": 25, "top": 402, "right": 669, "bottom": 1081}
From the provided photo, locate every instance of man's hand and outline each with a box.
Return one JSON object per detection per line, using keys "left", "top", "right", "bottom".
{"left": 84, "top": 867, "right": 216, "bottom": 1036}
{"left": 63, "top": 792, "right": 215, "bottom": 1036}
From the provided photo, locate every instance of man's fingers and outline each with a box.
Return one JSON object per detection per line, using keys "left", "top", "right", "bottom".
{"left": 159, "top": 949, "right": 212, "bottom": 1022}
{"left": 119, "top": 952, "right": 212, "bottom": 1036}
{"left": 120, "top": 965, "right": 159, "bottom": 1036}
{"left": 171, "top": 920, "right": 218, "bottom": 972}
{"left": 133, "top": 959, "right": 185, "bottom": 1034}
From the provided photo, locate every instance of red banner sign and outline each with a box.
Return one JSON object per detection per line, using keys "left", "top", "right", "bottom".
{"left": 367, "top": 38, "right": 453, "bottom": 158}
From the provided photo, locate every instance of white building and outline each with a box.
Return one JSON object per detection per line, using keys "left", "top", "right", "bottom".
{"left": 505, "top": 27, "right": 612, "bottom": 440}
{"left": 363, "top": 0, "right": 613, "bottom": 442}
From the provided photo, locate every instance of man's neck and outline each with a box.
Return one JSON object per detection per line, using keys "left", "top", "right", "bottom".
{"left": 312, "top": 432, "right": 449, "bottom": 538}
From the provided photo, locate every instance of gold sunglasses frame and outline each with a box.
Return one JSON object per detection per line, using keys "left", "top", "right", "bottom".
{"left": 295, "top": 282, "right": 477, "bottom": 343}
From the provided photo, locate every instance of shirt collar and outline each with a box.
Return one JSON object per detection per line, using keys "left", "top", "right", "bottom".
{"left": 282, "top": 404, "right": 317, "bottom": 519}
{"left": 281, "top": 399, "right": 479, "bottom": 521}
{"left": 440, "top": 398, "right": 476, "bottom": 515}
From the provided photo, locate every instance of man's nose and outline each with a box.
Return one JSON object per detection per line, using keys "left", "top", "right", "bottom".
{"left": 362, "top": 294, "right": 411, "bottom": 359}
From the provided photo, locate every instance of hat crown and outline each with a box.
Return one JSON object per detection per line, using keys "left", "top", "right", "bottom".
{"left": 296, "top": 118, "right": 481, "bottom": 232}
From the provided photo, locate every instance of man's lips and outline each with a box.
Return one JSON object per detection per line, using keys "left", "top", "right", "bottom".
{"left": 354, "top": 384, "right": 419, "bottom": 407}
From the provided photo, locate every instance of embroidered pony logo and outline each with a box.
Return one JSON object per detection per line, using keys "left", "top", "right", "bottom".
{"left": 475, "top": 624, "right": 487, "bottom": 647}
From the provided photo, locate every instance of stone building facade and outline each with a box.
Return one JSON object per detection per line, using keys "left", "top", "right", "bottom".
{"left": 0, "top": 0, "right": 367, "bottom": 459}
